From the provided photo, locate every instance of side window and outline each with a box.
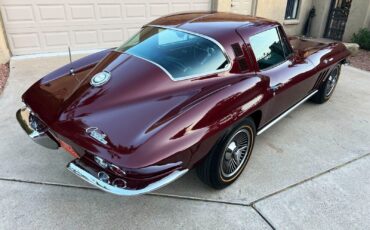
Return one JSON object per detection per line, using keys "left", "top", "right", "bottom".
{"left": 250, "top": 28, "right": 287, "bottom": 70}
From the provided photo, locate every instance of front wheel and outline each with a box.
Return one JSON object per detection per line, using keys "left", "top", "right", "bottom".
{"left": 196, "top": 118, "right": 256, "bottom": 189}
{"left": 311, "top": 64, "right": 341, "bottom": 104}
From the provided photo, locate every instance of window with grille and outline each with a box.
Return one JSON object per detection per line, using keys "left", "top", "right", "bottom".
{"left": 285, "top": 0, "right": 300, "bottom": 20}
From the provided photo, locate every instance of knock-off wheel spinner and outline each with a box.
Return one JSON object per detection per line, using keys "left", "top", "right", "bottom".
{"left": 221, "top": 129, "right": 251, "bottom": 178}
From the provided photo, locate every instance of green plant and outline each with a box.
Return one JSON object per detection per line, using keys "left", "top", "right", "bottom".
{"left": 351, "top": 28, "right": 370, "bottom": 51}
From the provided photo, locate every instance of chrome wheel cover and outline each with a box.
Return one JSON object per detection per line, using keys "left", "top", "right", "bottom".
{"left": 325, "top": 67, "right": 339, "bottom": 97}
{"left": 221, "top": 129, "right": 251, "bottom": 178}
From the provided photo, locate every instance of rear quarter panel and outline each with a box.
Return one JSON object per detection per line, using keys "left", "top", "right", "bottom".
{"left": 156, "top": 74, "right": 270, "bottom": 168}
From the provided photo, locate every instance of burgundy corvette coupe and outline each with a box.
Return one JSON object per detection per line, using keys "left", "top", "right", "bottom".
{"left": 16, "top": 12, "right": 350, "bottom": 195}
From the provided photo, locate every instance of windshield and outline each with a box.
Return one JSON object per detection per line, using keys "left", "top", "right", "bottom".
{"left": 116, "top": 26, "right": 230, "bottom": 80}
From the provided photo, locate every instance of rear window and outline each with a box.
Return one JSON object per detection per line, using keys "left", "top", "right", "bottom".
{"left": 116, "top": 26, "right": 230, "bottom": 80}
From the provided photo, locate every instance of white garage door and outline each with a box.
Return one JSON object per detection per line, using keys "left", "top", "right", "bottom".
{"left": 0, "top": 0, "right": 212, "bottom": 55}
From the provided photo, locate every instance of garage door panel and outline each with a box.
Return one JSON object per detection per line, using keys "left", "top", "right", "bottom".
{"left": 98, "top": 4, "right": 122, "bottom": 20}
{"left": 11, "top": 33, "right": 40, "bottom": 49}
{"left": 192, "top": 2, "right": 211, "bottom": 10}
{"left": 1, "top": 5, "right": 35, "bottom": 24}
{"left": 171, "top": 3, "right": 191, "bottom": 12}
{"left": 73, "top": 30, "right": 98, "bottom": 45}
{"left": 1, "top": 0, "right": 212, "bottom": 55}
{"left": 101, "top": 29, "right": 124, "bottom": 44}
{"left": 6, "top": 31, "right": 42, "bottom": 54}
{"left": 43, "top": 31, "right": 70, "bottom": 47}
{"left": 69, "top": 4, "right": 96, "bottom": 20}
{"left": 125, "top": 4, "right": 147, "bottom": 18}
{"left": 38, "top": 5, "right": 66, "bottom": 21}
{"left": 149, "top": 3, "right": 169, "bottom": 17}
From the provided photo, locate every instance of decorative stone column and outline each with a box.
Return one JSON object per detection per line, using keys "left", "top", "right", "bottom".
{"left": 0, "top": 14, "right": 10, "bottom": 64}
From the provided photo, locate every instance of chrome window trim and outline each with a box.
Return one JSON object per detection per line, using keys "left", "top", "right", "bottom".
{"left": 124, "top": 25, "right": 232, "bottom": 82}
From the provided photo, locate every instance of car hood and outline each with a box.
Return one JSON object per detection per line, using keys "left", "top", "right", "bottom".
{"left": 23, "top": 51, "right": 224, "bottom": 167}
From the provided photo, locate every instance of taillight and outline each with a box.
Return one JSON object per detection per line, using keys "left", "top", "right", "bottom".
{"left": 94, "top": 156, "right": 126, "bottom": 176}
{"left": 94, "top": 156, "right": 108, "bottom": 168}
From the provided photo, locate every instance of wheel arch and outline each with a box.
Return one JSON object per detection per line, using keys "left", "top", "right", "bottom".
{"left": 248, "top": 110, "right": 262, "bottom": 130}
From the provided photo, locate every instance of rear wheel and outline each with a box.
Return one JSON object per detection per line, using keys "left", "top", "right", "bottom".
{"left": 196, "top": 118, "right": 256, "bottom": 189}
{"left": 311, "top": 64, "right": 341, "bottom": 104}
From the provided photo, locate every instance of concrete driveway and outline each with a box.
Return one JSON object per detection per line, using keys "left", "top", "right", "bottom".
{"left": 0, "top": 55, "right": 369, "bottom": 229}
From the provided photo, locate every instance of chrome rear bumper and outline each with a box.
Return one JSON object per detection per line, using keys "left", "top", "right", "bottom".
{"left": 67, "top": 161, "right": 188, "bottom": 196}
{"left": 16, "top": 107, "right": 59, "bottom": 149}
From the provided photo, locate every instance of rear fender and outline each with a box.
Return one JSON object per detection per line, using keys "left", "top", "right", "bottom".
{"left": 178, "top": 75, "right": 269, "bottom": 168}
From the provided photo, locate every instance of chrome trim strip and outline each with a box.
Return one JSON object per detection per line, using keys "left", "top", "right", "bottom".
{"left": 67, "top": 162, "right": 189, "bottom": 196}
{"left": 126, "top": 25, "right": 232, "bottom": 82}
{"left": 257, "top": 90, "right": 318, "bottom": 136}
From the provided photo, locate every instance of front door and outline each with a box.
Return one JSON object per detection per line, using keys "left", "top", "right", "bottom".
{"left": 324, "top": 0, "right": 352, "bottom": 40}
{"left": 247, "top": 27, "right": 315, "bottom": 123}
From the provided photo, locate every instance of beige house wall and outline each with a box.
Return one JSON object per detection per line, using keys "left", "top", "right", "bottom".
{"left": 343, "top": 0, "right": 370, "bottom": 42}
{"left": 255, "top": 0, "right": 313, "bottom": 36}
{"left": 365, "top": 3, "right": 370, "bottom": 28}
{"left": 310, "top": 0, "right": 331, "bottom": 39}
{"left": 215, "top": 0, "right": 232, "bottom": 11}
{"left": 0, "top": 14, "right": 10, "bottom": 64}
{"left": 366, "top": 3, "right": 370, "bottom": 27}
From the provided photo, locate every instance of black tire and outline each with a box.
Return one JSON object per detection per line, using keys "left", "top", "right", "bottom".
{"left": 311, "top": 64, "right": 341, "bottom": 104}
{"left": 196, "top": 117, "right": 256, "bottom": 189}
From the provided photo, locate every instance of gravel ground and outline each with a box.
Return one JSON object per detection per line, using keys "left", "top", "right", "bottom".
{"left": 0, "top": 63, "right": 9, "bottom": 95}
{"left": 348, "top": 49, "right": 370, "bottom": 72}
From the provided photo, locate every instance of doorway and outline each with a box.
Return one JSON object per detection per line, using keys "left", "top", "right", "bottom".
{"left": 324, "top": 0, "right": 352, "bottom": 40}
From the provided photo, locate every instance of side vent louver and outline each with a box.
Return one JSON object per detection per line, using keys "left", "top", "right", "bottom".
{"left": 231, "top": 43, "right": 249, "bottom": 72}
{"left": 313, "top": 69, "right": 330, "bottom": 89}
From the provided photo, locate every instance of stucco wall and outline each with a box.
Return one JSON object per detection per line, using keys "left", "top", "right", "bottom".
{"left": 255, "top": 0, "right": 313, "bottom": 36}
{"left": 310, "top": 0, "right": 331, "bottom": 38}
{"left": 366, "top": 3, "right": 370, "bottom": 28}
{"left": 343, "top": 0, "right": 370, "bottom": 42}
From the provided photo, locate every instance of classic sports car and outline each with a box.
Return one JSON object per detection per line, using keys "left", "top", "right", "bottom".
{"left": 16, "top": 12, "right": 350, "bottom": 195}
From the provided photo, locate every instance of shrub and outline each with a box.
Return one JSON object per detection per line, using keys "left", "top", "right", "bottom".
{"left": 351, "top": 28, "right": 370, "bottom": 51}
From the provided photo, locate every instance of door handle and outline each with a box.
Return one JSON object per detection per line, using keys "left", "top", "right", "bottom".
{"left": 270, "top": 83, "right": 283, "bottom": 93}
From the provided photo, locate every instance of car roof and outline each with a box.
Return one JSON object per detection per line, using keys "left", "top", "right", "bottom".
{"left": 147, "top": 12, "right": 280, "bottom": 44}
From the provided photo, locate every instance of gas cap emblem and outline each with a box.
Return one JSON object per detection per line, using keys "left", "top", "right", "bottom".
{"left": 86, "top": 127, "right": 108, "bottom": 145}
{"left": 90, "top": 71, "right": 111, "bottom": 87}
